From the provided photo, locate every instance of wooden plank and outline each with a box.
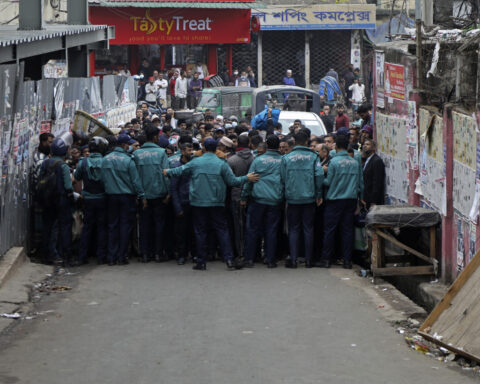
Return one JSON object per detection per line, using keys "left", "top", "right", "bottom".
{"left": 376, "top": 229, "right": 438, "bottom": 267}
{"left": 420, "top": 248, "right": 480, "bottom": 332}
{"left": 419, "top": 331, "right": 480, "bottom": 364}
{"left": 372, "top": 265, "right": 434, "bottom": 276}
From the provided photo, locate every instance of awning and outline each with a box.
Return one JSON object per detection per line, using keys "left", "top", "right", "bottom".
{"left": 89, "top": 1, "right": 259, "bottom": 9}
{"left": 0, "top": 24, "right": 114, "bottom": 63}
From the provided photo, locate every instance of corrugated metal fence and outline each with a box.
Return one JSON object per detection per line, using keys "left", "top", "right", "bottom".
{"left": 0, "top": 69, "right": 136, "bottom": 258}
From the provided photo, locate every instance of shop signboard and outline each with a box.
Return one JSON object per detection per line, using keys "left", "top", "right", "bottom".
{"left": 89, "top": 7, "right": 251, "bottom": 45}
{"left": 252, "top": 4, "right": 376, "bottom": 30}
{"left": 384, "top": 62, "right": 405, "bottom": 101}
{"left": 375, "top": 51, "right": 385, "bottom": 108}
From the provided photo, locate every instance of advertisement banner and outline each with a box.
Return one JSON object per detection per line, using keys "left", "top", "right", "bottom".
{"left": 90, "top": 7, "right": 251, "bottom": 45}
{"left": 384, "top": 63, "right": 405, "bottom": 101}
{"left": 375, "top": 51, "right": 385, "bottom": 108}
{"left": 253, "top": 4, "right": 376, "bottom": 30}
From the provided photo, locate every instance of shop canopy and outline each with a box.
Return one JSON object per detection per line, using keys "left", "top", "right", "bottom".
{"left": 89, "top": 1, "right": 255, "bottom": 8}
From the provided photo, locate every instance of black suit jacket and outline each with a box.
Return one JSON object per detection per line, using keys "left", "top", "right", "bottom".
{"left": 363, "top": 153, "right": 385, "bottom": 205}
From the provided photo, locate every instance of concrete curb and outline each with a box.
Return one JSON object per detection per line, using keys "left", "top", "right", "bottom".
{"left": 0, "top": 247, "right": 26, "bottom": 290}
{"left": 387, "top": 275, "right": 449, "bottom": 313}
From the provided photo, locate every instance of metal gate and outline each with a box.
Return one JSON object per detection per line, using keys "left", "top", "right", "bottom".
{"left": 232, "top": 34, "right": 258, "bottom": 74}
{"left": 309, "top": 30, "right": 351, "bottom": 86}
{"left": 262, "top": 31, "right": 305, "bottom": 85}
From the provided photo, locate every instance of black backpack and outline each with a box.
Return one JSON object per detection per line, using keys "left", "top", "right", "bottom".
{"left": 36, "top": 159, "right": 62, "bottom": 206}
{"left": 81, "top": 158, "right": 104, "bottom": 195}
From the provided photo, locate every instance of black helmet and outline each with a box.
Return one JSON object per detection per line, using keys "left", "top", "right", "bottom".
{"left": 51, "top": 132, "right": 73, "bottom": 156}
{"left": 88, "top": 136, "right": 108, "bottom": 155}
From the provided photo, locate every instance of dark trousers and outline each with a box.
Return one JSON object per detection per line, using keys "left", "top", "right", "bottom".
{"left": 322, "top": 199, "right": 356, "bottom": 263}
{"left": 42, "top": 198, "right": 72, "bottom": 263}
{"left": 177, "top": 97, "right": 186, "bottom": 109}
{"left": 287, "top": 203, "right": 315, "bottom": 263}
{"left": 139, "top": 198, "right": 167, "bottom": 257}
{"left": 230, "top": 199, "right": 246, "bottom": 258}
{"left": 174, "top": 204, "right": 194, "bottom": 259}
{"left": 244, "top": 201, "right": 282, "bottom": 264}
{"left": 193, "top": 206, "right": 234, "bottom": 264}
{"left": 107, "top": 194, "right": 136, "bottom": 263}
{"left": 79, "top": 198, "right": 107, "bottom": 263}
{"left": 314, "top": 204, "right": 325, "bottom": 262}
{"left": 187, "top": 95, "right": 198, "bottom": 109}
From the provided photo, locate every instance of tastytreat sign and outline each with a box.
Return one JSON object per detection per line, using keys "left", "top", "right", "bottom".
{"left": 90, "top": 7, "right": 251, "bottom": 44}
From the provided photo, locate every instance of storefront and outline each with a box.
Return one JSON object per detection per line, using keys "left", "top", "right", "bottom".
{"left": 250, "top": 3, "right": 376, "bottom": 88}
{"left": 88, "top": 1, "right": 254, "bottom": 77}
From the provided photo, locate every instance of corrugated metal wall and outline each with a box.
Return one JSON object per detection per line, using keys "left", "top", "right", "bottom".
{"left": 0, "top": 72, "right": 136, "bottom": 259}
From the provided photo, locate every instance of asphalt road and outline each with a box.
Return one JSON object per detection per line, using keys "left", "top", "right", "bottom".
{"left": 0, "top": 261, "right": 476, "bottom": 384}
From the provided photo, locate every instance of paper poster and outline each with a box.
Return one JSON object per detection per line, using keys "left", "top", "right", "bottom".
{"left": 384, "top": 62, "right": 405, "bottom": 101}
{"left": 457, "top": 218, "right": 465, "bottom": 272}
{"left": 379, "top": 153, "right": 409, "bottom": 202}
{"left": 407, "top": 101, "right": 418, "bottom": 170}
{"left": 469, "top": 223, "right": 476, "bottom": 264}
{"left": 375, "top": 51, "right": 385, "bottom": 109}
{"left": 376, "top": 112, "right": 407, "bottom": 160}
{"left": 452, "top": 111, "right": 476, "bottom": 168}
{"left": 418, "top": 109, "right": 446, "bottom": 215}
{"left": 453, "top": 160, "right": 476, "bottom": 218}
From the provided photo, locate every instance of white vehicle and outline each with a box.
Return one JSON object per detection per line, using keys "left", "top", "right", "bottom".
{"left": 278, "top": 111, "right": 327, "bottom": 137}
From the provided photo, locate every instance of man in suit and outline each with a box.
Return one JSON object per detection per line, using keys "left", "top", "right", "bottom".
{"left": 362, "top": 139, "right": 385, "bottom": 210}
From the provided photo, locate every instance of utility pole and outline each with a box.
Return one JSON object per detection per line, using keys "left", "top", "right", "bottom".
{"left": 415, "top": 0, "right": 423, "bottom": 89}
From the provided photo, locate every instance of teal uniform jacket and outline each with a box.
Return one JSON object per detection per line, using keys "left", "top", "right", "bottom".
{"left": 101, "top": 147, "right": 145, "bottom": 200}
{"left": 280, "top": 146, "right": 324, "bottom": 205}
{"left": 50, "top": 155, "right": 73, "bottom": 192}
{"left": 330, "top": 148, "right": 364, "bottom": 187}
{"left": 133, "top": 142, "right": 170, "bottom": 199}
{"left": 241, "top": 150, "right": 283, "bottom": 206}
{"left": 74, "top": 153, "right": 105, "bottom": 199}
{"left": 166, "top": 152, "right": 248, "bottom": 207}
{"left": 324, "top": 150, "right": 364, "bottom": 200}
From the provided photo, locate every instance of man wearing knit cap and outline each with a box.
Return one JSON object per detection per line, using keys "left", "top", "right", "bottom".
{"left": 164, "top": 138, "right": 259, "bottom": 270}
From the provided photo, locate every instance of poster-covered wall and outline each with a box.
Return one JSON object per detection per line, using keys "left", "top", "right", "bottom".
{"left": 376, "top": 111, "right": 409, "bottom": 202}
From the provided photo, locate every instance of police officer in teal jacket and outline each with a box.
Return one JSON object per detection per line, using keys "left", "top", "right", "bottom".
{"left": 133, "top": 125, "right": 170, "bottom": 263}
{"left": 241, "top": 134, "right": 284, "bottom": 268}
{"left": 74, "top": 137, "right": 108, "bottom": 265}
{"left": 102, "top": 134, "right": 146, "bottom": 265}
{"left": 164, "top": 138, "right": 259, "bottom": 270}
{"left": 280, "top": 130, "right": 324, "bottom": 268}
{"left": 320, "top": 134, "right": 364, "bottom": 269}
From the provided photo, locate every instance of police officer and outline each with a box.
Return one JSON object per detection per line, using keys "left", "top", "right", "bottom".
{"left": 102, "top": 134, "right": 146, "bottom": 266}
{"left": 74, "top": 137, "right": 108, "bottom": 265}
{"left": 241, "top": 134, "right": 284, "bottom": 268}
{"left": 320, "top": 134, "right": 364, "bottom": 269}
{"left": 280, "top": 131, "right": 324, "bottom": 268}
{"left": 164, "top": 138, "right": 259, "bottom": 270}
{"left": 38, "top": 133, "right": 74, "bottom": 267}
{"left": 170, "top": 141, "right": 194, "bottom": 265}
{"left": 133, "top": 124, "right": 170, "bottom": 263}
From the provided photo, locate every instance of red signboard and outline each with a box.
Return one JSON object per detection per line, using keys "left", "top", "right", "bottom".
{"left": 89, "top": 7, "right": 251, "bottom": 45}
{"left": 384, "top": 62, "right": 405, "bottom": 101}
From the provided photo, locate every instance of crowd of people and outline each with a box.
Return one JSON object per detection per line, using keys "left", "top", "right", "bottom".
{"left": 108, "top": 58, "right": 366, "bottom": 114}
{"left": 33, "top": 98, "right": 385, "bottom": 271}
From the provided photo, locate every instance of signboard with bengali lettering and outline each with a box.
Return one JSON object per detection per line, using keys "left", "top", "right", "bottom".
{"left": 252, "top": 4, "right": 376, "bottom": 31}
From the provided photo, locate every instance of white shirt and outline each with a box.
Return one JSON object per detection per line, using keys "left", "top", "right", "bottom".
{"left": 155, "top": 79, "right": 168, "bottom": 100}
{"left": 348, "top": 83, "right": 365, "bottom": 103}
{"left": 119, "top": 69, "right": 131, "bottom": 76}
{"left": 197, "top": 65, "right": 204, "bottom": 79}
{"left": 175, "top": 77, "right": 188, "bottom": 98}
{"left": 145, "top": 83, "right": 158, "bottom": 102}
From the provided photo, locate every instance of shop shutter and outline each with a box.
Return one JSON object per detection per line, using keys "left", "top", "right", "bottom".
{"left": 309, "top": 30, "right": 351, "bottom": 87}
{"left": 232, "top": 34, "right": 258, "bottom": 74}
{"left": 261, "top": 31, "right": 305, "bottom": 86}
